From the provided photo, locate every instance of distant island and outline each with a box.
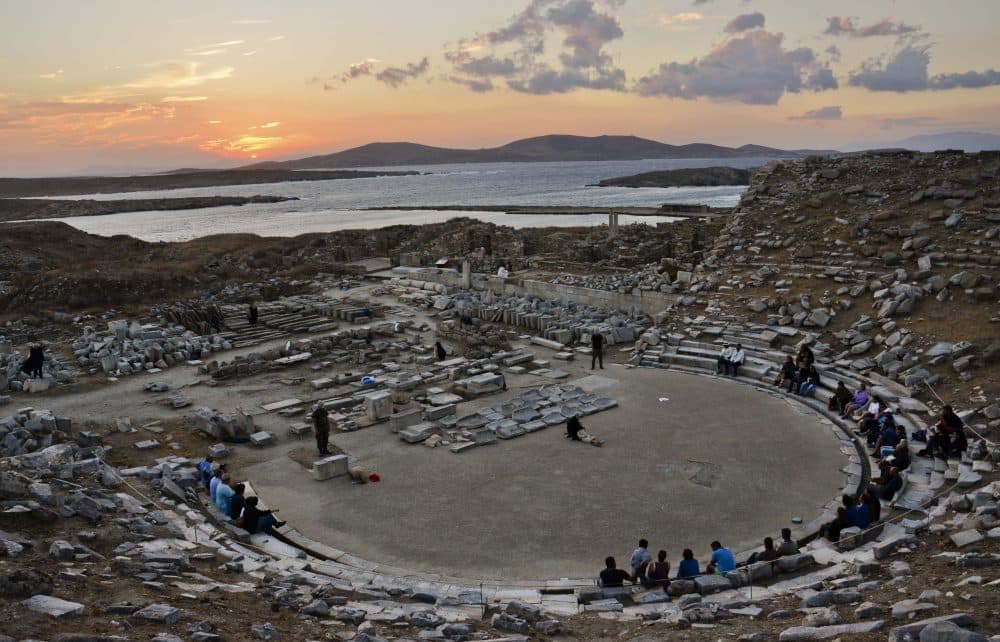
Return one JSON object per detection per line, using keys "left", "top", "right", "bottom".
{"left": 246, "top": 134, "right": 835, "bottom": 170}
{"left": 0, "top": 168, "right": 418, "bottom": 198}
{"left": 0, "top": 195, "right": 296, "bottom": 223}
{"left": 592, "top": 166, "right": 753, "bottom": 188}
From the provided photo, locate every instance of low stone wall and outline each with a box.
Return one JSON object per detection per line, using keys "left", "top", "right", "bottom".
{"left": 391, "top": 268, "right": 679, "bottom": 316}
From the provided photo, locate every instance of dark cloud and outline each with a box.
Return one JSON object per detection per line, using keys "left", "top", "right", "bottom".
{"left": 447, "top": 76, "right": 495, "bottom": 92}
{"left": 375, "top": 57, "right": 430, "bottom": 87}
{"left": 788, "top": 105, "right": 842, "bottom": 120}
{"left": 824, "top": 16, "right": 919, "bottom": 38}
{"left": 724, "top": 12, "right": 765, "bottom": 34}
{"left": 848, "top": 44, "right": 1000, "bottom": 92}
{"left": 446, "top": 0, "right": 626, "bottom": 94}
{"left": 825, "top": 45, "right": 841, "bottom": 63}
{"left": 341, "top": 58, "right": 378, "bottom": 83}
{"left": 636, "top": 30, "right": 836, "bottom": 105}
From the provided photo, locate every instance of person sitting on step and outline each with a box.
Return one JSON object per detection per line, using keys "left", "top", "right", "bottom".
{"left": 823, "top": 494, "right": 869, "bottom": 542}
{"left": 871, "top": 467, "right": 903, "bottom": 502}
{"left": 598, "top": 556, "right": 632, "bottom": 587}
{"left": 748, "top": 536, "right": 779, "bottom": 564}
{"left": 841, "top": 383, "right": 870, "bottom": 419}
{"left": 776, "top": 528, "right": 799, "bottom": 557}
{"left": 716, "top": 343, "right": 735, "bottom": 375}
{"left": 241, "top": 496, "right": 285, "bottom": 534}
{"left": 796, "top": 364, "right": 821, "bottom": 397}
{"left": 775, "top": 355, "right": 798, "bottom": 391}
{"left": 706, "top": 541, "right": 736, "bottom": 575}
{"left": 677, "top": 548, "right": 700, "bottom": 578}
{"left": 829, "top": 381, "right": 853, "bottom": 414}
{"left": 645, "top": 550, "right": 672, "bottom": 592}
{"left": 727, "top": 344, "right": 746, "bottom": 377}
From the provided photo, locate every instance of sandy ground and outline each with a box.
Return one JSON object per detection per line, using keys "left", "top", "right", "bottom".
{"left": 241, "top": 364, "right": 846, "bottom": 581}
{"left": 23, "top": 288, "right": 847, "bottom": 584}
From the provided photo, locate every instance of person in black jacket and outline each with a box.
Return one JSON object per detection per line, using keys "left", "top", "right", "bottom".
{"left": 591, "top": 331, "right": 604, "bottom": 370}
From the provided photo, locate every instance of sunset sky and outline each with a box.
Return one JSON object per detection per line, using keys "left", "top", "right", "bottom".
{"left": 1, "top": 0, "right": 998, "bottom": 175}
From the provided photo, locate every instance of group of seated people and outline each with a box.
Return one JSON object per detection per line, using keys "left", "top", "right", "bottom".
{"left": 198, "top": 454, "right": 286, "bottom": 534}
{"left": 598, "top": 533, "right": 801, "bottom": 591}
{"left": 715, "top": 343, "right": 746, "bottom": 376}
{"left": 822, "top": 488, "right": 886, "bottom": 542}
{"left": 917, "top": 405, "right": 968, "bottom": 461}
{"left": 774, "top": 344, "right": 821, "bottom": 397}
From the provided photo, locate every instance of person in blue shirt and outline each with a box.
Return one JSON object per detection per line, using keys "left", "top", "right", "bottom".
{"left": 197, "top": 454, "right": 215, "bottom": 492}
{"left": 706, "top": 541, "right": 736, "bottom": 574}
{"left": 209, "top": 466, "right": 226, "bottom": 502}
{"left": 214, "top": 474, "right": 235, "bottom": 516}
{"left": 677, "top": 549, "right": 700, "bottom": 578}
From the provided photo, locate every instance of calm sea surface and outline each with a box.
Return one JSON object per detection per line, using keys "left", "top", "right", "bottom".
{"left": 27, "top": 158, "right": 760, "bottom": 242}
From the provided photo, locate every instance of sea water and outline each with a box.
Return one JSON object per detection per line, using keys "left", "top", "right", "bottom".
{"left": 26, "top": 158, "right": 760, "bottom": 241}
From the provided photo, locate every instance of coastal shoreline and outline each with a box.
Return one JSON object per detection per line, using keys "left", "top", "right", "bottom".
{"left": 0, "top": 168, "right": 419, "bottom": 198}
{"left": 0, "top": 195, "right": 297, "bottom": 222}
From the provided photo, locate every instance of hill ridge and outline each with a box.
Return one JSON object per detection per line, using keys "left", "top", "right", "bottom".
{"left": 244, "top": 134, "right": 836, "bottom": 170}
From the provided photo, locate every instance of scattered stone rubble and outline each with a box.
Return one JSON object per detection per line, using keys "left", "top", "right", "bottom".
{"left": 71, "top": 319, "right": 231, "bottom": 377}
{"left": 3, "top": 408, "right": 996, "bottom": 640}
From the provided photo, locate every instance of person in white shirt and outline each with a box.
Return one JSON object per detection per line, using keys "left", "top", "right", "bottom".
{"left": 497, "top": 265, "right": 509, "bottom": 279}
{"left": 728, "top": 344, "right": 746, "bottom": 376}
{"left": 716, "top": 343, "right": 734, "bottom": 374}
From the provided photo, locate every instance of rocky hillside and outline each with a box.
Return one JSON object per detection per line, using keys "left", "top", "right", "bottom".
{"left": 699, "top": 150, "right": 999, "bottom": 400}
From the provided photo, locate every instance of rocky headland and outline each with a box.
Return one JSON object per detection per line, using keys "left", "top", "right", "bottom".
{"left": 593, "top": 165, "right": 753, "bottom": 188}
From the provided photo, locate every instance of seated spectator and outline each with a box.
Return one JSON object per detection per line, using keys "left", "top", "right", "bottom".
{"left": 775, "top": 356, "right": 798, "bottom": 391}
{"left": 878, "top": 440, "right": 910, "bottom": 479}
{"left": 728, "top": 344, "right": 746, "bottom": 376}
{"left": 922, "top": 405, "right": 967, "bottom": 461}
{"left": 871, "top": 467, "right": 903, "bottom": 502}
{"left": 706, "top": 541, "right": 736, "bottom": 575}
{"left": 823, "top": 494, "right": 869, "bottom": 542}
{"left": 241, "top": 496, "right": 285, "bottom": 534}
{"left": 598, "top": 556, "right": 631, "bottom": 587}
{"left": 228, "top": 483, "right": 246, "bottom": 521}
{"left": 646, "top": 550, "right": 672, "bottom": 591}
{"left": 861, "top": 487, "right": 881, "bottom": 524}
{"left": 497, "top": 265, "right": 509, "bottom": 279}
{"left": 841, "top": 383, "right": 870, "bottom": 418}
{"left": 829, "top": 381, "right": 853, "bottom": 414}
{"left": 716, "top": 343, "right": 734, "bottom": 375}
{"left": 797, "top": 365, "right": 820, "bottom": 397}
{"left": 629, "top": 539, "right": 652, "bottom": 585}
{"left": 677, "top": 549, "right": 700, "bottom": 578}
{"left": 748, "top": 537, "right": 778, "bottom": 564}
{"left": 197, "top": 454, "right": 215, "bottom": 492}
{"left": 872, "top": 410, "right": 900, "bottom": 456}
{"left": 776, "top": 528, "right": 799, "bottom": 557}
{"left": 209, "top": 465, "right": 227, "bottom": 502}
{"left": 214, "top": 474, "right": 234, "bottom": 515}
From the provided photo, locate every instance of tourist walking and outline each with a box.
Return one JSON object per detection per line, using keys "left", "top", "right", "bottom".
{"left": 20, "top": 343, "right": 45, "bottom": 379}
{"left": 312, "top": 405, "right": 331, "bottom": 456}
{"left": 591, "top": 331, "right": 604, "bottom": 370}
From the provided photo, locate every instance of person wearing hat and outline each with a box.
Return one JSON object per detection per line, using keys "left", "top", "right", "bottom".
{"left": 716, "top": 343, "right": 735, "bottom": 375}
